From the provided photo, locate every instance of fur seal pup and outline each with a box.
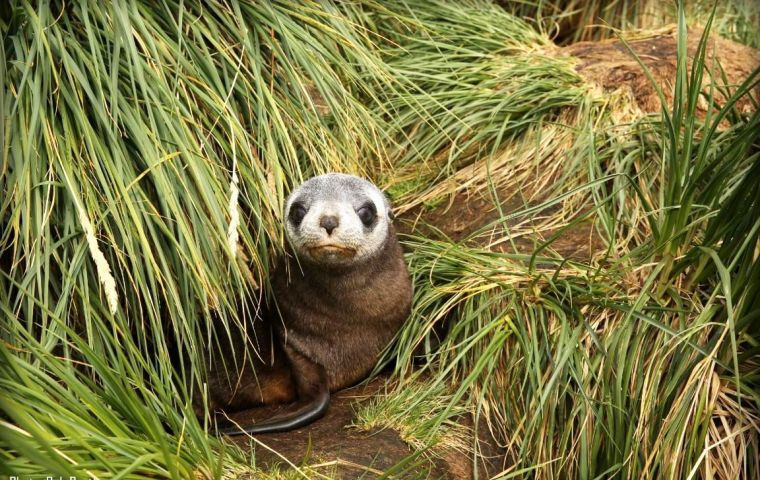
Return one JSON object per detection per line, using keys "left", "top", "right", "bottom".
{"left": 208, "top": 173, "right": 412, "bottom": 435}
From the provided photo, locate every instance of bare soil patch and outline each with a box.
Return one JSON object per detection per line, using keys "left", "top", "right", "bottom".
{"left": 226, "top": 376, "right": 502, "bottom": 479}
{"left": 562, "top": 26, "right": 760, "bottom": 115}
{"left": 399, "top": 187, "right": 601, "bottom": 261}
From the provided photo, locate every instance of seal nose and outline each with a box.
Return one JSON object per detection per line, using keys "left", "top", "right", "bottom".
{"left": 319, "top": 215, "right": 339, "bottom": 235}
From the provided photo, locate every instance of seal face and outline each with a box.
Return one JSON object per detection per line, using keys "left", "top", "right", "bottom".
{"left": 284, "top": 173, "right": 392, "bottom": 266}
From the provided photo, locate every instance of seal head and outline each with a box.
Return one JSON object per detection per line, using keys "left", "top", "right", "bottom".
{"left": 284, "top": 173, "right": 392, "bottom": 265}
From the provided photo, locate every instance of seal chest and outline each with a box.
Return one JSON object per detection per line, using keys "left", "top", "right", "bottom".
{"left": 211, "top": 173, "right": 412, "bottom": 435}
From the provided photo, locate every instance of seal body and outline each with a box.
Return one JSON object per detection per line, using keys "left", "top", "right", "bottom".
{"left": 206, "top": 173, "right": 412, "bottom": 434}
{"left": 273, "top": 227, "right": 410, "bottom": 391}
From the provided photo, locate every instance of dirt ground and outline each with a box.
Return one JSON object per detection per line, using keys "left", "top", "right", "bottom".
{"left": 562, "top": 26, "right": 760, "bottom": 116}
{"left": 226, "top": 376, "right": 502, "bottom": 479}
{"left": 399, "top": 188, "right": 602, "bottom": 261}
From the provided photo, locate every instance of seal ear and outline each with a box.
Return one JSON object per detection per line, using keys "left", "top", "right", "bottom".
{"left": 387, "top": 208, "right": 395, "bottom": 221}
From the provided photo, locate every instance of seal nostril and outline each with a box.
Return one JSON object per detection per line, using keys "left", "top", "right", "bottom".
{"left": 319, "top": 215, "right": 339, "bottom": 235}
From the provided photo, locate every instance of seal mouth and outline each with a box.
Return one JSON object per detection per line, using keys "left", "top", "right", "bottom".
{"left": 307, "top": 244, "right": 357, "bottom": 260}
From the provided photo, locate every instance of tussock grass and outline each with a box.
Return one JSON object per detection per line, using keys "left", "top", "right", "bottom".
{"left": 353, "top": 380, "right": 472, "bottom": 454}
{"left": 358, "top": 1, "right": 590, "bottom": 195}
{"left": 366, "top": 6, "right": 760, "bottom": 479}
{"left": 1, "top": 1, "right": 758, "bottom": 479}
{"left": 0, "top": 1, "right": 394, "bottom": 476}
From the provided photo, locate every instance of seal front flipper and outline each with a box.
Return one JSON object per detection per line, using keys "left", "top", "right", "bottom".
{"left": 218, "top": 348, "right": 329, "bottom": 436}
{"left": 216, "top": 386, "right": 329, "bottom": 435}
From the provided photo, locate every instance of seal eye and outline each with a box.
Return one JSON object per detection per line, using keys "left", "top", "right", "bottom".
{"left": 356, "top": 203, "right": 376, "bottom": 227}
{"left": 289, "top": 203, "right": 307, "bottom": 226}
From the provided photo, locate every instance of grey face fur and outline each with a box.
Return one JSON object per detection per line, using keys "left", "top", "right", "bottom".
{"left": 284, "top": 173, "right": 393, "bottom": 265}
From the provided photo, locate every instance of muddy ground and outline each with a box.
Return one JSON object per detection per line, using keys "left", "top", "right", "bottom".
{"left": 227, "top": 376, "right": 502, "bottom": 479}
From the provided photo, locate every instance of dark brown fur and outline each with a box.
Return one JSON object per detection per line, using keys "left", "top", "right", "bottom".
{"left": 204, "top": 225, "right": 411, "bottom": 433}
